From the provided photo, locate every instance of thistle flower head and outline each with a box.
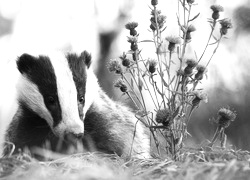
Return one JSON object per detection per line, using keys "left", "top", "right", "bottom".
{"left": 210, "top": 5, "right": 224, "bottom": 20}
{"left": 148, "top": 59, "right": 157, "bottom": 74}
{"left": 150, "top": 14, "right": 167, "bottom": 31}
{"left": 151, "top": 0, "right": 158, "bottom": 6}
{"left": 195, "top": 65, "right": 206, "bottom": 80}
{"left": 166, "top": 36, "right": 181, "bottom": 52}
{"left": 187, "top": 0, "right": 195, "bottom": 4}
{"left": 187, "top": 24, "right": 196, "bottom": 32}
{"left": 125, "top": 22, "right": 138, "bottom": 36}
{"left": 184, "top": 59, "right": 197, "bottom": 76}
{"left": 155, "top": 108, "right": 170, "bottom": 125}
{"left": 196, "top": 65, "right": 206, "bottom": 73}
{"left": 192, "top": 91, "right": 208, "bottom": 107}
{"left": 217, "top": 107, "right": 236, "bottom": 128}
{"left": 114, "top": 79, "right": 128, "bottom": 93}
{"left": 107, "top": 59, "right": 123, "bottom": 74}
{"left": 119, "top": 53, "right": 130, "bottom": 67}
{"left": 220, "top": 19, "right": 233, "bottom": 35}
{"left": 166, "top": 36, "right": 181, "bottom": 44}
{"left": 186, "top": 59, "right": 197, "bottom": 67}
{"left": 210, "top": 5, "right": 224, "bottom": 13}
{"left": 125, "top": 22, "right": 138, "bottom": 30}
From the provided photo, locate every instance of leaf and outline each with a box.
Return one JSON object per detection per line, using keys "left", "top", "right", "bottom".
{"left": 188, "top": 13, "right": 200, "bottom": 22}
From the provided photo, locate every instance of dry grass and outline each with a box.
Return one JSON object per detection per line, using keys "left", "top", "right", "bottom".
{"left": 1, "top": 148, "right": 250, "bottom": 180}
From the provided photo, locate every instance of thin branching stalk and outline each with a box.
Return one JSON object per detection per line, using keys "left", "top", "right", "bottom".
{"left": 198, "top": 20, "right": 217, "bottom": 63}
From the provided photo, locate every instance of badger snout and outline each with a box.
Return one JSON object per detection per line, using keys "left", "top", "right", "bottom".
{"left": 54, "top": 120, "right": 84, "bottom": 138}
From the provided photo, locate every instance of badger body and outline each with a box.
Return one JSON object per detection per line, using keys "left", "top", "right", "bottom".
{"left": 5, "top": 51, "right": 150, "bottom": 158}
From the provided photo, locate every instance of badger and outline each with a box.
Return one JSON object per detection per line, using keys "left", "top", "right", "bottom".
{"left": 0, "top": 52, "right": 85, "bottom": 157}
{"left": 3, "top": 51, "right": 150, "bottom": 159}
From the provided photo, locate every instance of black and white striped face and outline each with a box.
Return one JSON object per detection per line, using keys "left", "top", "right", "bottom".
{"left": 66, "top": 51, "right": 98, "bottom": 120}
{"left": 16, "top": 52, "right": 84, "bottom": 137}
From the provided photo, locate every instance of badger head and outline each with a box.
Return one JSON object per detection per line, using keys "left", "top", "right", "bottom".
{"left": 66, "top": 51, "right": 98, "bottom": 121}
{"left": 16, "top": 52, "right": 84, "bottom": 138}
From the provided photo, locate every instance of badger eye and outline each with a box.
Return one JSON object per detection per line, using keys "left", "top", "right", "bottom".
{"left": 47, "top": 96, "right": 56, "bottom": 104}
{"left": 79, "top": 96, "right": 85, "bottom": 104}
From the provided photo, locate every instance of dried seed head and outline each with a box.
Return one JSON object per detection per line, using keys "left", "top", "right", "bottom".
{"left": 119, "top": 54, "right": 130, "bottom": 67}
{"left": 130, "top": 43, "right": 138, "bottom": 51}
{"left": 187, "top": 0, "right": 195, "bottom": 4}
{"left": 210, "top": 5, "right": 224, "bottom": 13}
{"left": 150, "top": 14, "right": 167, "bottom": 30}
{"left": 211, "top": 5, "right": 224, "bottom": 20}
{"left": 125, "top": 22, "right": 138, "bottom": 30}
{"left": 125, "top": 22, "right": 138, "bottom": 36}
{"left": 155, "top": 109, "right": 170, "bottom": 124}
{"left": 184, "top": 59, "right": 197, "bottom": 76}
{"left": 151, "top": 0, "right": 158, "bottom": 6}
{"left": 186, "top": 59, "right": 197, "bottom": 67}
{"left": 166, "top": 36, "right": 181, "bottom": 52}
{"left": 187, "top": 24, "right": 196, "bottom": 32}
{"left": 220, "top": 19, "right": 233, "bottom": 35}
{"left": 114, "top": 79, "right": 128, "bottom": 93}
{"left": 107, "top": 59, "right": 123, "bottom": 74}
{"left": 192, "top": 91, "right": 208, "bottom": 107}
{"left": 148, "top": 59, "right": 157, "bottom": 74}
{"left": 195, "top": 65, "right": 206, "bottom": 80}
{"left": 217, "top": 107, "right": 236, "bottom": 128}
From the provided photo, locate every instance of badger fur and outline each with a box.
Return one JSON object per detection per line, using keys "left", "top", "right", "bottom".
{"left": 4, "top": 51, "right": 150, "bottom": 159}
{"left": 2, "top": 52, "right": 84, "bottom": 156}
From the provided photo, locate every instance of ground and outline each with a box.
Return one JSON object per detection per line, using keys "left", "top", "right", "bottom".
{"left": 1, "top": 147, "right": 250, "bottom": 180}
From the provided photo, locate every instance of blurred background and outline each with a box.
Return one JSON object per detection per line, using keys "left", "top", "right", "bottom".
{"left": 0, "top": 0, "right": 250, "bottom": 150}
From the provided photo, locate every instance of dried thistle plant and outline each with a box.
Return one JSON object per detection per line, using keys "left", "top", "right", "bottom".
{"left": 107, "top": 0, "right": 234, "bottom": 159}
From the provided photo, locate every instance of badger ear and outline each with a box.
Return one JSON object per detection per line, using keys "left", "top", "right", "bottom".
{"left": 16, "top": 53, "right": 36, "bottom": 74}
{"left": 80, "top": 51, "right": 92, "bottom": 68}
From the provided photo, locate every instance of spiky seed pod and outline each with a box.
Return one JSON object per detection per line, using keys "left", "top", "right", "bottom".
{"left": 130, "top": 43, "right": 138, "bottom": 51}
{"left": 210, "top": 5, "right": 224, "bottom": 20}
{"left": 166, "top": 36, "right": 181, "bottom": 52}
{"left": 125, "top": 22, "right": 138, "bottom": 36}
{"left": 122, "top": 59, "right": 130, "bottom": 67}
{"left": 217, "top": 107, "right": 236, "bottom": 128}
{"left": 150, "top": 23, "right": 156, "bottom": 31}
{"left": 192, "top": 91, "right": 208, "bottom": 107}
{"left": 155, "top": 109, "right": 170, "bottom": 124}
{"left": 114, "top": 79, "right": 128, "bottom": 93}
{"left": 125, "top": 22, "right": 138, "bottom": 30}
{"left": 107, "top": 59, "right": 123, "bottom": 74}
{"left": 187, "top": 24, "right": 196, "bottom": 32}
{"left": 184, "top": 59, "right": 197, "bottom": 76}
{"left": 220, "top": 19, "right": 233, "bottom": 35}
{"left": 187, "top": 0, "right": 195, "bottom": 4}
{"left": 150, "top": 15, "right": 167, "bottom": 30}
{"left": 119, "top": 54, "right": 130, "bottom": 67}
{"left": 185, "top": 25, "right": 196, "bottom": 41}
{"left": 151, "top": 0, "right": 158, "bottom": 6}
{"left": 148, "top": 59, "right": 157, "bottom": 74}
{"left": 195, "top": 65, "right": 206, "bottom": 80}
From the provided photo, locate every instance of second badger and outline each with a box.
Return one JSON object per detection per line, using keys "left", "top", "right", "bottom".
{"left": 6, "top": 51, "right": 150, "bottom": 158}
